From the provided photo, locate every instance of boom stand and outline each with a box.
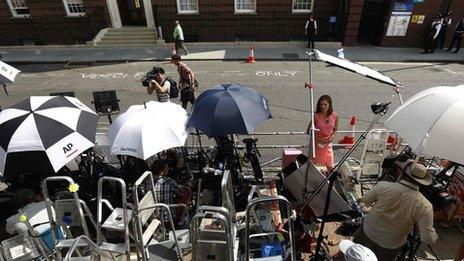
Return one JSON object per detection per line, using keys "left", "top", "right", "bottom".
{"left": 301, "top": 102, "right": 390, "bottom": 260}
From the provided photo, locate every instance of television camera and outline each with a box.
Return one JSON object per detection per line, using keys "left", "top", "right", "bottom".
{"left": 381, "top": 150, "right": 457, "bottom": 210}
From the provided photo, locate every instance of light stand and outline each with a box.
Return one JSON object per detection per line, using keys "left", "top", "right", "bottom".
{"left": 303, "top": 50, "right": 317, "bottom": 200}
{"left": 301, "top": 102, "right": 391, "bottom": 260}
{"left": 1, "top": 81, "right": 8, "bottom": 96}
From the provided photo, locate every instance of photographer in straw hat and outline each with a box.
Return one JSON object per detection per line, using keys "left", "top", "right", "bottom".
{"left": 353, "top": 159, "right": 438, "bottom": 261}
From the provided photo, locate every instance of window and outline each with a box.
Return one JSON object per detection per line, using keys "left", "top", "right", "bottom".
{"left": 292, "top": 0, "right": 313, "bottom": 13}
{"left": 6, "top": 0, "right": 30, "bottom": 17}
{"left": 235, "top": 0, "right": 256, "bottom": 13}
{"left": 62, "top": 0, "right": 85, "bottom": 16}
{"left": 176, "top": 0, "right": 199, "bottom": 14}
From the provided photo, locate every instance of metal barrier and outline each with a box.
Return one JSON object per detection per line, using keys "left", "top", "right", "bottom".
{"left": 95, "top": 129, "right": 401, "bottom": 176}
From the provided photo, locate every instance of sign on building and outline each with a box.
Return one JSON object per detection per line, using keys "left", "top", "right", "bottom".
{"left": 386, "top": 2, "right": 414, "bottom": 36}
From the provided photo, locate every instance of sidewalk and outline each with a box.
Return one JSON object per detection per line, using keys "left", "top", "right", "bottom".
{"left": 0, "top": 42, "right": 463, "bottom": 63}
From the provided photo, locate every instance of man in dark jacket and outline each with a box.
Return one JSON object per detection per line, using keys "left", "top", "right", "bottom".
{"left": 304, "top": 13, "right": 317, "bottom": 49}
{"left": 446, "top": 16, "right": 464, "bottom": 53}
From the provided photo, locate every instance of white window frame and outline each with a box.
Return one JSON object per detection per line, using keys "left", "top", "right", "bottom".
{"left": 176, "top": 0, "right": 199, "bottom": 14}
{"left": 234, "top": 0, "right": 256, "bottom": 14}
{"left": 62, "top": 0, "right": 86, "bottom": 16}
{"left": 6, "top": 0, "right": 30, "bottom": 18}
{"left": 292, "top": 0, "right": 313, "bottom": 13}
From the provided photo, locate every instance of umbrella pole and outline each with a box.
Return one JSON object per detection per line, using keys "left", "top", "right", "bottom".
{"left": 303, "top": 51, "right": 316, "bottom": 199}
{"left": 1, "top": 81, "right": 8, "bottom": 96}
{"left": 394, "top": 85, "right": 404, "bottom": 104}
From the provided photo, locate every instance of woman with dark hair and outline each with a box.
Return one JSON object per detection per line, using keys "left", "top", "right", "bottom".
{"left": 307, "top": 95, "right": 338, "bottom": 172}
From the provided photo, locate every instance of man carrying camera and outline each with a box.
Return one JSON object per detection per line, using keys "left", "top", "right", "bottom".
{"left": 172, "top": 54, "right": 197, "bottom": 110}
{"left": 354, "top": 160, "right": 438, "bottom": 261}
{"left": 146, "top": 67, "right": 170, "bottom": 102}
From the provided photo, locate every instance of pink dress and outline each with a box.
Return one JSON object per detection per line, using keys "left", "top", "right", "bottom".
{"left": 311, "top": 112, "right": 337, "bottom": 168}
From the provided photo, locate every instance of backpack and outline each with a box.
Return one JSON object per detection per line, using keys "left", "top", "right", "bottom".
{"left": 164, "top": 77, "right": 179, "bottom": 98}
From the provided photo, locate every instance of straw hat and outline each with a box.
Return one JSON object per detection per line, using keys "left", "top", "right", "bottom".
{"left": 339, "top": 240, "right": 377, "bottom": 261}
{"left": 397, "top": 159, "right": 432, "bottom": 186}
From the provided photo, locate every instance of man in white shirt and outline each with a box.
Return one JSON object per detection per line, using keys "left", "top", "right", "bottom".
{"left": 354, "top": 160, "right": 438, "bottom": 261}
{"left": 304, "top": 13, "right": 318, "bottom": 49}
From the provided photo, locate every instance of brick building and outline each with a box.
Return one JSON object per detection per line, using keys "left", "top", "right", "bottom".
{"left": 0, "top": 0, "right": 461, "bottom": 47}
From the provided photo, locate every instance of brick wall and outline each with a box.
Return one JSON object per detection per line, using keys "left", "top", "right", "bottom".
{"left": 380, "top": 0, "right": 464, "bottom": 47}
{"left": 343, "top": 0, "right": 364, "bottom": 46}
{"left": 153, "top": 0, "right": 347, "bottom": 42}
{"left": 0, "top": 0, "right": 111, "bottom": 45}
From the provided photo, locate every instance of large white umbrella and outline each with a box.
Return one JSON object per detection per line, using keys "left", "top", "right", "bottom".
{"left": 107, "top": 101, "right": 188, "bottom": 160}
{"left": 0, "top": 96, "right": 99, "bottom": 178}
{"left": 385, "top": 85, "right": 464, "bottom": 164}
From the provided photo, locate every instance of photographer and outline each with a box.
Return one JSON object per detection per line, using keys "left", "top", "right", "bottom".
{"left": 146, "top": 67, "right": 170, "bottom": 102}
{"left": 354, "top": 160, "right": 438, "bottom": 261}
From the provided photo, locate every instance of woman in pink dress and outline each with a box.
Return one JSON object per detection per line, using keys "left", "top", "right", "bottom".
{"left": 307, "top": 95, "right": 338, "bottom": 172}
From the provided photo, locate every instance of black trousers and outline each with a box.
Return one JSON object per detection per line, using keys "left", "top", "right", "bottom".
{"left": 448, "top": 33, "right": 463, "bottom": 52}
{"left": 307, "top": 31, "right": 316, "bottom": 49}
{"left": 424, "top": 36, "right": 437, "bottom": 53}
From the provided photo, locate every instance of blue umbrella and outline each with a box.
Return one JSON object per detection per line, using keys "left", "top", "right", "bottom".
{"left": 187, "top": 83, "right": 271, "bottom": 137}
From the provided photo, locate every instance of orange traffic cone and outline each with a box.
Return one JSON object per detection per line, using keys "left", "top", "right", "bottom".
{"left": 339, "top": 116, "right": 356, "bottom": 148}
{"left": 170, "top": 44, "right": 177, "bottom": 63}
{"left": 247, "top": 45, "right": 256, "bottom": 63}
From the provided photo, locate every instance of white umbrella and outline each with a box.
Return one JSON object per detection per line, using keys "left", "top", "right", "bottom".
{"left": 107, "top": 101, "right": 188, "bottom": 160}
{"left": 384, "top": 85, "right": 464, "bottom": 164}
{"left": 0, "top": 61, "right": 21, "bottom": 95}
{"left": 0, "top": 96, "right": 99, "bottom": 177}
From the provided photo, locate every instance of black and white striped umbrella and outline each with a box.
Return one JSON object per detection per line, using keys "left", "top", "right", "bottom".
{"left": 0, "top": 96, "right": 99, "bottom": 178}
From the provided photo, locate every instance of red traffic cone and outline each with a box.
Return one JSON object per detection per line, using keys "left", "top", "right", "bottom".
{"left": 247, "top": 45, "right": 256, "bottom": 63}
{"left": 339, "top": 116, "right": 356, "bottom": 148}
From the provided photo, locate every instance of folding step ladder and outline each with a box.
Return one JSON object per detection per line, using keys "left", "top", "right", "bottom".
{"left": 245, "top": 196, "right": 296, "bottom": 261}
{"left": 133, "top": 171, "right": 185, "bottom": 261}
{"left": 42, "top": 176, "right": 94, "bottom": 260}
{"left": 96, "top": 177, "right": 132, "bottom": 260}
{"left": 191, "top": 206, "right": 239, "bottom": 261}
{"left": 63, "top": 235, "right": 114, "bottom": 261}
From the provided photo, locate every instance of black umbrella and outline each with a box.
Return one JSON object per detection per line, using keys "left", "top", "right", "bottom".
{"left": 187, "top": 83, "right": 271, "bottom": 137}
{"left": 0, "top": 96, "right": 99, "bottom": 178}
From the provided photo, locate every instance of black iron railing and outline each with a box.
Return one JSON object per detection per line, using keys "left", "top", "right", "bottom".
{"left": 0, "top": 7, "right": 109, "bottom": 46}
{"left": 155, "top": 9, "right": 345, "bottom": 43}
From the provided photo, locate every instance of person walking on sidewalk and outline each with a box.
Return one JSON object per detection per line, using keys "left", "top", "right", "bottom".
{"left": 173, "top": 21, "right": 189, "bottom": 55}
{"left": 304, "top": 13, "right": 317, "bottom": 49}
{"left": 172, "top": 54, "right": 196, "bottom": 110}
{"left": 438, "top": 11, "right": 453, "bottom": 50}
{"left": 423, "top": 14, "right": 443, "bottom": 54}
{"left": 446, "top": 16, "right": 464, "bottom": 53}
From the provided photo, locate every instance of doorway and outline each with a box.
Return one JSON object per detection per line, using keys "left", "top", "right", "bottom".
{"left": 117, "top": 0, "right": 147, "bottom": 26}
{"left": 357, "top": 0, "right": 391, "bottom": 45}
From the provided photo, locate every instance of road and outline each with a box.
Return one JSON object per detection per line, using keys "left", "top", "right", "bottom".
{"left": 4, "top": 61, "right": 464, "bottom": 134}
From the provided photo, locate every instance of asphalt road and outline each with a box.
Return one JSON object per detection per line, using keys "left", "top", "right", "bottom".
{"left": 4, "top": 61, "right": 463, "bottom": 134}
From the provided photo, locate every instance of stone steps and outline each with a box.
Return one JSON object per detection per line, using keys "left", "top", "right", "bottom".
{"left": 95, "top": 27, "right": 162, "bottom": 46}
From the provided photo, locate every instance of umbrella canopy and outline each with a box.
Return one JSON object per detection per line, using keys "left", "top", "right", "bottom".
{"left": 385, "top": 85, "right": 464, "bottom": 164}
{"left": 314, "top": 50, "right": 399, "bottom": 87}
{"left": 0, "top": 96, "right": 99, "bottom": 177}
{"left": 187, "top": 83, "right": 271, "bottom": 137}
{"left": 0, "top": 61, "right": 20, "bottom": 84}
{"left": 107, "top": 101, "right": 188, "bottom": 160}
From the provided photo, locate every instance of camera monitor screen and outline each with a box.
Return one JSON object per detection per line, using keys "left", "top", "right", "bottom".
{"left": 50, "top": 91, "right": 76, "bottom": 97}
{"left": 92, "top": 90, "right": 120, "bottom": 114}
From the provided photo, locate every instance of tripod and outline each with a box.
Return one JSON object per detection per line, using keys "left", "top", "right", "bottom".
{"left": 299, "top": 102, "right": 391, "bottom": 260}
